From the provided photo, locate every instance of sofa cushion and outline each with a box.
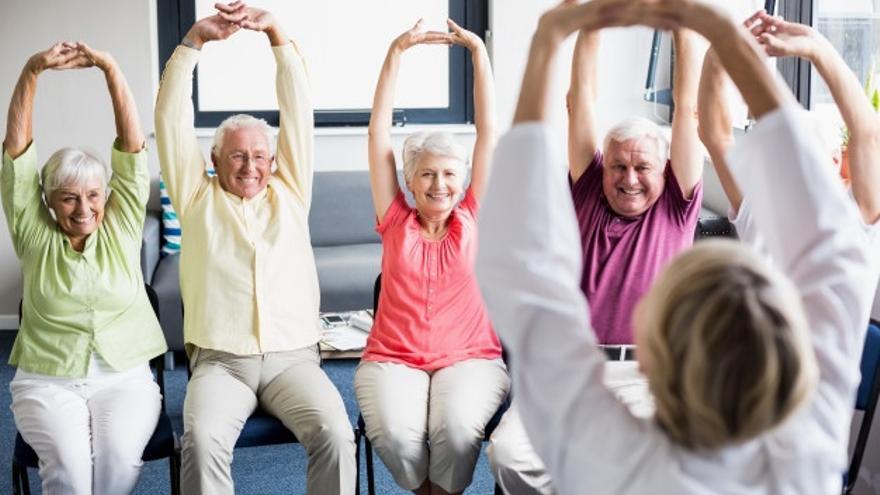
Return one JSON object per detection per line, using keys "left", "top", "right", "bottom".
{"left": 309, "top": 171, "right": 380, "bottom": 247}
{"left": 314, "top": 243, "right": 382, "bottom": 312}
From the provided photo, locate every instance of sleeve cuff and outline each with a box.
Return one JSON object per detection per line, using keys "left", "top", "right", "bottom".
{"left": 3, "top": 141, "right": 38, "bottom": 171}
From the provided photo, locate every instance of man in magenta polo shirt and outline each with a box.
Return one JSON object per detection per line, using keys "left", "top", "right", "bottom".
{"left": 487, "top": 26, "right": 705, "bottom": 495}
{"left": 568, "top": 30, "right": 704, "bottom": 348}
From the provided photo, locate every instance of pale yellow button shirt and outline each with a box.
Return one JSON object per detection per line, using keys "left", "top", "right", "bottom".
{"left": 155, "top": 42, "right": 320, "bottom": 355}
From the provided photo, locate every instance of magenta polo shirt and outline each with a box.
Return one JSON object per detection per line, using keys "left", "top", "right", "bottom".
{"left": 362, "top": 188, "right": 502, "bottom": 370}
{"left": 571, "top": 151, "right": 702, "bottom": 345}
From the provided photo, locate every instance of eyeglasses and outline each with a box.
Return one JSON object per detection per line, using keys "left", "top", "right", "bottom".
{"left": 227, "top": 152, "right": 271, "bottom": 166}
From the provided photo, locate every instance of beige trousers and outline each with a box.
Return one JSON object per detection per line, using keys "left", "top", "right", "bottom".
{"left": 488, "top": 361, "right": 654, "bottom": 495}
{"left": 355, "top": 358, "right": 510, "bottom": 493}
{"left": 180, "top": 346, "right": 356, "bottom": 495}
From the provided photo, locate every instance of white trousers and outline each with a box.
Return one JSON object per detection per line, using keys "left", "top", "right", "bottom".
{"left": 180, "top": 346, "right": 356, "bottom": 495}
{"left": 10, "top": 361, "right": 161, "bottom": 495}
{"left": 355, "top": 358, "right": 510, "bottom": 492}
{"left": 488, "top": 361, "right": 654, "bottom": 495}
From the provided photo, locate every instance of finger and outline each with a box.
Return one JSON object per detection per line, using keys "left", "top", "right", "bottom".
{"left": 214, "top": 1, "right": 245, "bottom": 14}
{"left": 237, "top": 19, "right": 259, "bottom": 31}
{"left": 54, "top": 54, "right": 92, "bottom": 70}
{"left": 217, "top": 9, "right": 248, "bottom": 23}
{"left": 411, "top": 18, "right": 424, "bottom": 32}
{"left": 743, "top": 9, "right": 766, "bottom": 29}
{"left": 447, "top": 18, "right": 463, "bottom": 33}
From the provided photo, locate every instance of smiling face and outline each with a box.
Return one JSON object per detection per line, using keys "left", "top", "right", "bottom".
{"left": 602, "top": 137, "right": 666, "bottom": 218}
{"left": 49, "top": 178, "right": 107, "bottom": 243}
{"left": 406, "top": 153, "right": 465, "bottom": 219}
{"left": 213, "top": 126, "right": 274, "bottom": 199}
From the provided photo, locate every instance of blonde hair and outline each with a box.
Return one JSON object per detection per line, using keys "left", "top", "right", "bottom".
{"left": 636, "top": 240, "right": 818, "bottom": 450}
{"left": 41, "top": 147, "right": 110, "bottom": 198}
{"left": 402, "top": 131, "right": 468, "bottom": 184}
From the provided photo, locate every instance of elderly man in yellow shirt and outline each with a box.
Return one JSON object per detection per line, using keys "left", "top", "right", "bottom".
{"left": 154, "top": 2, "right": 356, "bottom": 494}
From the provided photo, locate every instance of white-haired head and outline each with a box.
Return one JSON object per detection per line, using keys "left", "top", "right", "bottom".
{"left": 211, "top": 114, "right": 275, "bottom": 160}
{"left": 603, "top": 117, "right": 670, "bottom": 164}
{"left": 41, "top": 147, "right": 111, "bottom": 199}
{"left": 402, "top": 131, "right": 469, "bottom": 185}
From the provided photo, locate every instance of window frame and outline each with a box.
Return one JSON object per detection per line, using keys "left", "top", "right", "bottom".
{"left": 156, "top": 0, "right": 489, "bottom": 127}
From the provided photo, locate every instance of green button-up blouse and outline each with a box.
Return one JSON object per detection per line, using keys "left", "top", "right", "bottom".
{"left": 1, "top": 142, "right": 167, "bottom": 377}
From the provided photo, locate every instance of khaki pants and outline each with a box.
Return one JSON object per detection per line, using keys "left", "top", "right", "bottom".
{"left": 488, "top": 361, "right": 654, "bottom": 495}
{"left": 180, "top": 346, "right": 356, "bottom": 495}
{"left": 355, "top": 358, "right": 510, "bottom": 492}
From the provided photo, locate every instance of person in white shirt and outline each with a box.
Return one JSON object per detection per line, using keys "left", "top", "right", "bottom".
{"left": 476, "top": 0, "right": 877, "bottom": 493}
{"left": 698, "top": 10, "right": 880, "bottom": 318}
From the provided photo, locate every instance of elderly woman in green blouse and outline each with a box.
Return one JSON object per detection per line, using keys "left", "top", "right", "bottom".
{"left": 2, "top": 42, "right": 167, "bottom": 494}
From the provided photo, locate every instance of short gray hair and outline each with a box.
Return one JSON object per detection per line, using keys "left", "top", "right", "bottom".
{"left": 603, "top": 117, "right": 670, "bottom": 164}
{"left": 402, "top": 131, "right": 468, "bottom": 184}
{"left": 41, "top": 147, "right": 110, "bottom": 198}
{"left": 211, "top": 114, "right": 275, "bottom": 158}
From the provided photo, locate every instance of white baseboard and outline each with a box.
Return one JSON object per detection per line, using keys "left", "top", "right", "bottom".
{"left": 0, "top": 315, "right": 18, "bottom": 330}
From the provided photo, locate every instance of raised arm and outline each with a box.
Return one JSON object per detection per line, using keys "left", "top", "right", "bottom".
{"left": 754, "top": 12, "right": 880, "bottom": 224}
{"left": 567, "top": 30, "right": 600, "bottom": 183}
{"left": 669, "top": 29, "right": 706, "bottom": 199}
{"left": 697, "top": 48, "right": 742, "bottom": 212}
{"left": 155, "top": 9, "right": 240, "bottom": 215}
{"left": 368, "top": 21, "right": 450, "bottom": 219}
{"left": 566, "top": 30, "right": 599, "bottom": 182}
{"left": 76, "top": 43, "right": 144, "bottom": 152}
{"left": 218, "top": 3, "right": 314, "bottom": 205}
{"left": 4, "top": 43, "right": 83, "bottom": 158}
{"left": 447, "top": 19, "right": 496, "bottom": 199}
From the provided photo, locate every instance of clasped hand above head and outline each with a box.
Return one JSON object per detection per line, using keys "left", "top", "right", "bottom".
{"left": 27, "top": 41, "right": 116, "bottom": 75}
{"left": 186, "top": 1, "right": 286, "bottom": 48}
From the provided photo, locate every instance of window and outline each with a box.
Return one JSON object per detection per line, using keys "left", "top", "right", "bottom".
{"left": 157, "top": 0, "right": 488, "bottom": 127}
{"left": 810, "top": 1, "right": 880, "bottom": 128}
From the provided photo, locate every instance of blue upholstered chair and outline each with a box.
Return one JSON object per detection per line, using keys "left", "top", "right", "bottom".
{"left": 11, "top": 285, "right": 180, "bottom": 495}
{"left": 844, "top": 321, "right": 880, "bottom": 494}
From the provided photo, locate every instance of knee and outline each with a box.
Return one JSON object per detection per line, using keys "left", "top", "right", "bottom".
{"left": 430, "top": 408, "right": 483, "bottom": 457}
{"left": 303, "top": 414, "right": 355, "bottom": 455}
{"left": 487, "top": 431, "right": 518, "bottom": 476}
{"left": 182, "top": 416, "right": 234, "bottom": 465}
{"left": 367, "top": 418, "right": 424, "bottom": 462}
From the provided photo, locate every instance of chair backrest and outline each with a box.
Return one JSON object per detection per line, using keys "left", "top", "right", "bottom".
{"left": 845, "top": 322, "right": 880, "bottom": 493}
{"left": 309, "top": 171, "right": 381, "bottom": 247}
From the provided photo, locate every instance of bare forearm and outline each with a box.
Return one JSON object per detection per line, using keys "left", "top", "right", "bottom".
{"left": 265, "top": 24, "right": 288, "bottom": 47}
{"left": 103, "top": 62, "right": 143, "bottom": 152}
{"left": 705, "top": 22, "right": 787, "bottom": 119}
{"left": 567, "top": 30, "right": 599, "bottom": 175}
{"left": 4, "top": 65, "right": 38, "bottom": 158}
{"left": 515, "top": 34, "right": 560, "bottom": 124}
{"left": 368, "top": 48, "right": 401, "bottom": 141}
{"left": 811, "top": 39, "right": 877, "bottom": 141}
{"left": 472, "top": 45, "right": 496, "bottom": 137}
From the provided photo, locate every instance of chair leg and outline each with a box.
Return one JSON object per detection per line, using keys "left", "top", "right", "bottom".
{"left": 170, "top": 452, "right": 181, "bottom": 495}
{"left": 12, "top": 461, "right": 31, "bottom": 495}
{"left": 354, "top": 427, "right": 360, "bottom": 495}
{"left": 365, "top": 435, "right": 375, "bottom": 495}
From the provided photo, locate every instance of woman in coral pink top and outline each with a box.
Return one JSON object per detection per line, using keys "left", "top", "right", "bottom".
{"left": 356, "top": 18, "right": 509, "bottom": 495}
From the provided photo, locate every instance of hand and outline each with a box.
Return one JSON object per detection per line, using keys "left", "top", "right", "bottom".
{"left": 25, "top": 42, "right": 87, "bottom": 74}
{"left": 447, "top": 19, "right": 484, "bottom": 52}
{"left": 215, "top": 1, "right": 276, "bottom": 32}
{"left": 390, "top": 19, "right": 452, "bottom": 54}
{"left": 535, "top": 0, "right": 671, "bottom": 48}
{"left": 185, "top": 13, "right": 241, "bottom": 48}
{"left": 72, "top": 42, "right": 117, "bottom": 73}
{"left": 746, "top": 10, "right": 818, "bottom": 59}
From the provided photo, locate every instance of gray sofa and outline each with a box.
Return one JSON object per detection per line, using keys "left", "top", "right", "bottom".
{"left": 141, "top": 170, "right": 383, "bottom": 350}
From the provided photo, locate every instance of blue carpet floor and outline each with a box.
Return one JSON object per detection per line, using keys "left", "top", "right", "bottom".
{"left": 0, "top": 332, "right": 498, "bottom": 494}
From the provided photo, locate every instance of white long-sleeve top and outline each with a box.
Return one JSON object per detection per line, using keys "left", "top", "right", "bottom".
{"left": 476, "top": 107, "right": 876, "bottom": 494}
